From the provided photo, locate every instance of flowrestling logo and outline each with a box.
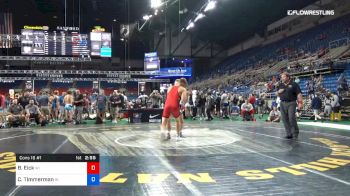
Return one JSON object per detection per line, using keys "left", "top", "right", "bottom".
{"left": 287, "top": 10, "right": 334, "bottom": 16}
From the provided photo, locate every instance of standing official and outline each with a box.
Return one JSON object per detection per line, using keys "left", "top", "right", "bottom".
{"left": 277, "top": 72, "right": 303, "bottom": 139}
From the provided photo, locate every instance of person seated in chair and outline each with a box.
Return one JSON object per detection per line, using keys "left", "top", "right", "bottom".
{"left": 241, "top": 99, "right": 254, "bottom": 121}
{"left": 266, "top": 106, "right": 281, "bottom": 123}
{"left": 8, "top": 99, "right": 25, "bottom": 127}
{"left": 231, "top": 104, "right": 240, "bottom": 115}
{"left": 25, "top": 99, "right": 43, "bottom": 125}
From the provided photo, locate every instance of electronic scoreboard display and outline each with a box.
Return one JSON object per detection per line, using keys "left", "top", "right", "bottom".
{"left": 144, "top": 52, "right": 160, "bottom": 71}
{"left": 90, "top": 32, "right": 112, "bottom": 57}
{"left": 21, "top": 29, "right": 89, "bottom": 56}
{"left": 21, "top": 29, "right": 46, "bottom": 55}
{"left": 20, "top": 26, "right": 112, "bottom": 57}
{"left": 22, "top": 31, "right": 89, "bottom": 56}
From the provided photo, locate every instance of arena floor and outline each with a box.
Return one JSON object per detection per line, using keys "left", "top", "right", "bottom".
{"left": 1, "top": 120, "right": 350, "bottom": 196}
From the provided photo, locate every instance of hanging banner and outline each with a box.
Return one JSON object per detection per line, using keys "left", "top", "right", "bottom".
{"left": 25, "top": 80, "right": 33, "bottom": 91}
{"left": 9, "top": 89, "right": 15, "bottom": 99}
{"left": 138, "top": 82, "right": 146, "bottom": 94}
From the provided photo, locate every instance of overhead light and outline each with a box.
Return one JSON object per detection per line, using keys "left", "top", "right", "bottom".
{"left": 186, "top": 22, "right": 195, "bottom": 30}
{"left": 113, "top": 19, "right": 117, "bottom": 22}
{"left": 204, "top": 1, "right": 217, "bottom": 12}
{"left": 143, "top": 15, "right": 152, "bottom": 20}
{"left": 120, "top": 38, "right": 124, "bottom": 41}
{"left": 194, "top": 13, "right": 205, "bottom": 22}
{"left": 151, "top": 0, "right": 162, "bottom": 8}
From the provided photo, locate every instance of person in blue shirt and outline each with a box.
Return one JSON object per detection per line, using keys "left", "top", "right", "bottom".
{"left": 58, "top": 92, "right": 66, "bottom": 123}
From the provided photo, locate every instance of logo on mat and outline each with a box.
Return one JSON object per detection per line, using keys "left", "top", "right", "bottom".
{"left": 149, "top": 114, "right": 160, "bottom": 119}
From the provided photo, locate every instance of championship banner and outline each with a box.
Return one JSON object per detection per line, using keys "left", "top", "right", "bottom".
{"left": 138, "top": 82, "right": 146, "bottom": 94}
{"left": 9, "top": 89, "right": 15, "bottom": 99}
{"left": 25, "top": 80, "right": 33, "bottom": 91}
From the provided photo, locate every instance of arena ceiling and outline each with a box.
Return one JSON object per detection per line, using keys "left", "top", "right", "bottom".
{"left": 1, "top": 0, "right": 320, "bottom": 53}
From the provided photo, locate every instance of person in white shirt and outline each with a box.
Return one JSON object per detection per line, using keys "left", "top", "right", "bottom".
{"left": 331, "top": 92, "right": 341, "bottom": 121}
{"left": 267, "top": 106, "right": 281, "bottom": 122}
{"left": 323, "top": 93, "right": 332, "bottom": 119}
{"left": 241, "top": 99, "right": 254, "bottom": 121}
{"left": 221, "top": 91, "right": 229, "bottom": 119}
{"left": 276, "top": 96, "right": 281, "bottom": 110}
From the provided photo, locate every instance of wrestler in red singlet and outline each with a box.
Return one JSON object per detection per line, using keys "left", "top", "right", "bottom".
{"left": 161, "top": 78, "right": 188, "bottom": 140}
{"left": 162, "top": 86, "right": 181, "bottom": 118}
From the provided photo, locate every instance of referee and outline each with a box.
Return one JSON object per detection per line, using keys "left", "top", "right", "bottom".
{"left": 277, "top": 72, "right": 303, "bottom": 139}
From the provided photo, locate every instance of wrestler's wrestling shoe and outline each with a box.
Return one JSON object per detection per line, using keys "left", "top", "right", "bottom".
{"left": 161, "top": 131, "right": 171, "bottom": 140}
{"left": 167, "top": 133, "right": 171, "bottom": 140}
{"left": 178, "top": 132, "right": 185, "bottom": 138}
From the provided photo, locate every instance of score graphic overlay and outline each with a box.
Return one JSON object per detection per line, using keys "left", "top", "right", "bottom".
{"left": 16, "top": 154, "right": 100, "bottom": 186}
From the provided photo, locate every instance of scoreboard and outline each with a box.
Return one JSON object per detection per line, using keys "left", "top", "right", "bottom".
{"left": 16, "top": 154, "right": 100, "bottom": 186}
{"left": 90, "top": 32, "right": 112, "bottom": 57}
{"left": 20, "top": 26, "right": 112, "bottom": 57}
{"left": 144, "top": 52, "right": 160, "bottom": 71}
{"left": 22, "top": 30, "right": 89, "bottom": 56}
{"left": 21, "top": 29, "right": 46, "bottom": 55}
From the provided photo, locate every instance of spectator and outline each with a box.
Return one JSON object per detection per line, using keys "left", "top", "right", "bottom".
{"left": 109, "top": 90, "right": 123, "bottom": 123}
{"left": 337, "top": 73, "right": 349, "bottom": 95}
{"left": 221, "top": 91, "right": 229, "bottom": 119}
{"left": 248, "top": 94, "right": 256, "bottom": 107}
{"left": 197, "top": 91, "right": 206, "bottom": 120}
{"left": 18, "top": 92, "right": 31, "bottom": 109}
{"left": 266, "top": 106, "right": 281, "bottom": 123}
{"left": 215, "top": 92, "right": 221, "bottom": 116}
{"left": 191, "top": 90, "right": 198, "bottom": 119}
{"left": 7, "top": 99, "right": 25, "bottom": 127}
{"left": 138, "top": 92, "right": 148, "bottom": 108}
{"left": 133, "top": 98, "right": 143, "bottom": 109}
{"left": 241, "top": 99, "right": 254, "bottom": 121}
{"left": 74, "top": 90, "right": 84, "bottom": 124}
{"left": 256, "top": 95, "right": 265, "bottom": 119}
{"left": 58, "top": 92, "right": 66, "bottom": 123}
{"left": 149, "top": 90, "right": 162, "bottom": 109}
{"left": 64, "top": 91, "right": 74, "bottom": 123}
{"left": 323, "top": 93, "right": 332, "bottom": 120}
{"left": 96, "top": 91, "right": 107, "bottom": 122}
{"left": 311, "top": 93, "right": 323, "bottom": 122}
{"left": 331, "top": 92, "right": 341, "bottom": 121}
{"left": 25, "top": 99, "right": 42, "bottom": 125}
{"left": 82, "top": 94, "right": 91, "bottom": 120}
{"left": 37, "top": 92, "right": 50, "bottom": 122}
{"left": 50, "top": 90, "right": 59, "bottom": 122}
{"left": 205, "top": 92, "right": 214, "bottom": 121}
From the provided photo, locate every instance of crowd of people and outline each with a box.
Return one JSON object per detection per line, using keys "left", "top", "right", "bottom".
{"left": 0, "top": 70, "right": 348, "bottom": 129}
{"left": 0, "top": 89, "right": 130, "bottom": 127}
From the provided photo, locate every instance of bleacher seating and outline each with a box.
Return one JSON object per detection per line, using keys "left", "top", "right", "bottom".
{"left": 196, "top": 13, "right": 350, "bottom": 83}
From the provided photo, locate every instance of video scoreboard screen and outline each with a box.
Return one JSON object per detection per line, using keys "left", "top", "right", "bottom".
{"left": 144, "top": 52, "right": 160, "bottom": 71}
{"left": 22, "top": 29, "right": 89, "bottom": 56}
{"left": 90, "top": 32, "right": 112, "bottom": 57}
{"left": 20, "top": 26, "right": 113, "bottom": 57}
{"left": 21, "top": 29, "right": 46, "bottom": 55}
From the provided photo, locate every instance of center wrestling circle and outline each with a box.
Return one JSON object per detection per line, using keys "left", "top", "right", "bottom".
{"left": 114, "top": 128, "right": 242, "bottom": 150}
